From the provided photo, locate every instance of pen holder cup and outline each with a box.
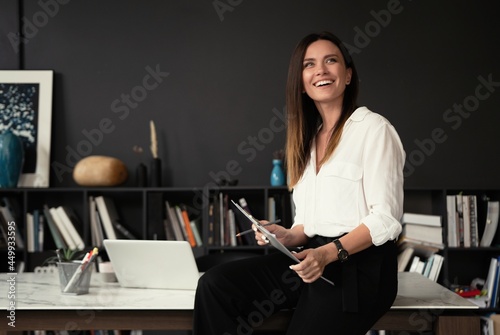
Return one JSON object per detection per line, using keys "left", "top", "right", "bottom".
{"left": 58, "top": 261, "right": 92, "bottom": 295}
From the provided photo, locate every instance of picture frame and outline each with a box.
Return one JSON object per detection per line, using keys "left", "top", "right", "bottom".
{"left": 0, "top": 70, "right": 53, "bottom": 187}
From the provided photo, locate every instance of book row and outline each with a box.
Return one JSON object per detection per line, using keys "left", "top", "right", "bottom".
{"left": 397, "top": 239, "right": 443, "bottom": 282}
{"left": 447, "top": 195, "right": 499, "bottom": 248}
{"left": 90, "top": 196, "right": 204, "bottom": 248}
{"left": 401, "top": 195, "right": 500, "bottom": 249}
{"left": 9, "top": 191, "right": 220, "bottom": 254}
{"left": 206, "top": 192, "right": 293, "bottom": 247}
{"left": 23, "top": 195, "right": 133, "bottom": 252}
{"left": 0, "top": 196, "right": 25, "bottom": 250}
{"left": 1, "top": 190, "right": 295, "bottom": 254}
{"left": 32, "top": 329, "right": 142, "bottom": 335}
{"left": 407, "top": 253, "right": 443, "bottom": 282}
{"left": 26, "top": 205, "right": 84, "bottom": 252}
{"left": 158, "top": 200, "right": 202, "bottom": 247}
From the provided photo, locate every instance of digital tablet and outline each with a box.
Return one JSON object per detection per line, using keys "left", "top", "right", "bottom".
{"left": 231, "top": 200, "right": 334, "bottom": 286}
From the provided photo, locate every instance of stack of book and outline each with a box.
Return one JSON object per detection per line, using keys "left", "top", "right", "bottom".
{"left": 400, "top": 212, "right": 444, "bottom": 248}
{"left": 397, "top": 212, "right": 444, "bottom": 281}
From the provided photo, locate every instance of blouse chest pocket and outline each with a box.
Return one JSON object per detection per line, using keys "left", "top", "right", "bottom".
{"left": 317, "top": 162, "right": 363, "bottom": 225}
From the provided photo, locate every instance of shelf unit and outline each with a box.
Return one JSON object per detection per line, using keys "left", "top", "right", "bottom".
{"left": 0, "top": 185, "right": 292, "bottom": 271}
{"left": 404, "top": 188, "right": 500, "bottom": 299}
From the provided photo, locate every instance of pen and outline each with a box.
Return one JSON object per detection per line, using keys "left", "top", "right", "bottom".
{"left": 235, "top": 219, "right": 281, "bottom": 237}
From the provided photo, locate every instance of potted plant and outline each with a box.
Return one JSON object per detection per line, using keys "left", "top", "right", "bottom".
{"left": 42, "top": 248, "right": 87, "bottom": 266}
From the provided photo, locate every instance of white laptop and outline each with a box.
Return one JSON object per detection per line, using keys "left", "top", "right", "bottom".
{"left": 103, "top": 239, "right": 201, "bottom": 290}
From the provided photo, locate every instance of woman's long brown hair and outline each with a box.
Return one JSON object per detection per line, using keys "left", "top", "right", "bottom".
{"left": 285, "top": 31, "right": 359, "bottom": 187}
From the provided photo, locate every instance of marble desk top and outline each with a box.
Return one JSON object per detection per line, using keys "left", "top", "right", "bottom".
{"left": 1, "top": 272, "right": 196, "bottom": 310}
{"left": 0, "top": 271, "right": 477, "bottom": 310}
{"left": 395, "top": 272, "right": 478, "bottom": 309}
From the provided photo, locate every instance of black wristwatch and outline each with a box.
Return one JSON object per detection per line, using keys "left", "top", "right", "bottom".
{"left": 333, "top": 239, "right": 349, "bottom": 262}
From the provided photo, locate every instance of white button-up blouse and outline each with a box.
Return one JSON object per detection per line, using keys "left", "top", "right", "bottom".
{"left": 291, "top": 106, "right": 406, "bottom": 246}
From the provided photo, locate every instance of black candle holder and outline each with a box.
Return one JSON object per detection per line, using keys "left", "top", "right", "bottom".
{"left": 150, "top": 158, "right": 162, "bottom": 187}
{"left": 136, "top": 163, "right": 147, "bottom": 187}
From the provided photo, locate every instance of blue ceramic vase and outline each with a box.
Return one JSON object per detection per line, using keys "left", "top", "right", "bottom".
{"left": 270, "top": 159, "right": 285, "bottom": 186}
{"left": 0, "top": 130, "right": 24, "bottom": 188}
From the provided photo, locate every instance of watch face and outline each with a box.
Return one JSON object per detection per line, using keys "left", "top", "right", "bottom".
{"left": 338, "top": 249, "right": 349, "bottom": 261}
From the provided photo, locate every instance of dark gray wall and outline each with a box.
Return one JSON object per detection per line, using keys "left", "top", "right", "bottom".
{"left": 0, "top": 0, "right": 20, "bottom": 68}
{"left": 2, "top": 0, "right": 500, "bottom": 189}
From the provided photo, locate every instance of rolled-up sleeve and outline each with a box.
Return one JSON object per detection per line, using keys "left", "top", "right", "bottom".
{"left": 361, "top": 121, "right": 406, "bottom": 245}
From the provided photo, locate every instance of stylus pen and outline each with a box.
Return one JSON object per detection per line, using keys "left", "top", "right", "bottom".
{"left": 235, "top": 219, "right": 281, "bottom": 237}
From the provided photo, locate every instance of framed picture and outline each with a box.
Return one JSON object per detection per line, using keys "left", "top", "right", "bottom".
{"left": 0, "top": 70, "right": 53, "bottom": 187}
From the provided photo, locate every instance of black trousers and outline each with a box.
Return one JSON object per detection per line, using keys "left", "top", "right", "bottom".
{"left": 193, "top": 238, "right": 398, "bottom": 335}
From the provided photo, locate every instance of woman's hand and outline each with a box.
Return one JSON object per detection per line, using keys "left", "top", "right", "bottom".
{"left": 254, "top": 221, "right": 288, "bottom": 246}
{"left": 254, "top": 223, "right": 309, "bottom": 248}
{"left": 289, "top": 243, "right": 336, "bottom": 283}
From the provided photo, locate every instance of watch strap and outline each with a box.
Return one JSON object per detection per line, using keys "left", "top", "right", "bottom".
{"left": 333, "top": 239, "right": 349, "bottom": 262}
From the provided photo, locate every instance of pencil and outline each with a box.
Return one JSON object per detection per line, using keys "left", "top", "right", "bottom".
{"left": 235, "top": 219, "right": 281, "bottom": 237}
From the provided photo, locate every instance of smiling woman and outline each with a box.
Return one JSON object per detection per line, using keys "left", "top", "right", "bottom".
{"left": 286, "top": 32, "right": 360, "bottom": 186}
{"left": 193, "top": 31, "right": 405, "bottom": 335}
